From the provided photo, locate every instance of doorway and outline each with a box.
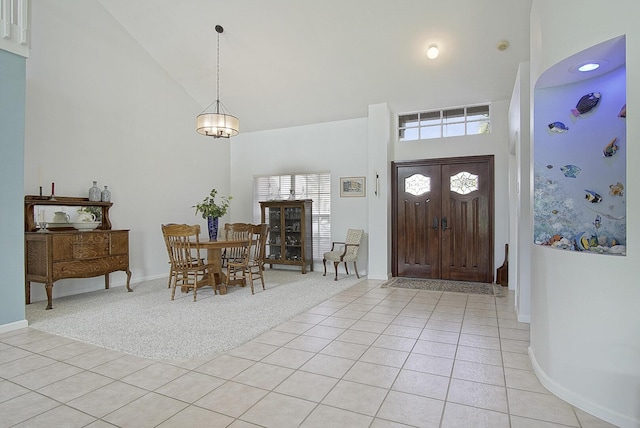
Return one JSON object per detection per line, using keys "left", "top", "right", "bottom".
{"left": 392, "top": 156, "right": 494, "bottom": 283}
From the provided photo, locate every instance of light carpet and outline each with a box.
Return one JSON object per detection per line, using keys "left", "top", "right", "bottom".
{"left": 381, "top": 277, "right": 506, "bottom": 296}
{"left": 26, "top": 270, "right": 364, "bottom": 360}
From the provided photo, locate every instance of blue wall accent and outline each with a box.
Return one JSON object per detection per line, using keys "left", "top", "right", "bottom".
{"left": 0, "top": 49, "right": 26, "bottom": 327}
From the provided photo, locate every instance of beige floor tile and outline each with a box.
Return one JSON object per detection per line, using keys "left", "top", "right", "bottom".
{"left": 0, "top": 354, "right": 56, "bottom": 379}
{"left": 67, "top": 381, "right": 147, "bottom": 418}
{"left": 232, "top": 361, "right": 293, "bottom": 390}
{"left": 335, "top": 329, "right": 379, "bottom": 346}
{"left": 0, "top": 379, "right": 30, "bottom": 403}
{"left": 16, "top": 335, "right": 75, "bottom": 354}
{"left": 0, "top": 329, "right": 51, "bottom": 346}
{"left": 39, "top": 340, "right": 100, "bottom": 361}
{"left": 345, "top": 303, "right": 377, "bottom": 313}
{"left": 321, "top": 379, "right": 387, "bottom": 416}
{"left": 350, "top": 319, "right": 389, "bottom": 334}
{"left": 391, "top": 316, "right": 427, "bottom": 329}
{"left": 508, "top": 389, "right": 579, "bottom": 426}
{"left": 501, "top": 338, "right": 530, "bottom": 354}
{"left": 343, "top": 361, "right": 400, "bottom": 389}
{"left": 272, "top": 320, "right": 315, "bottom": 334}
{"left": 103, "top": 391, "right": 187, "bottom": 428}
{"left": 306, "top": 305, "right": 339, "bottom": 316}
{"left": 284, "top": 335, "right": 332, "bottom": 352}
{"left": 382, "top": 324, "right": 422, "bottom": 339}
{"left": 392, "top": 369, "right": 449, "bottom": 400}
{"left": 11, "top": 361, "right": 83, "bottom": 390}
{"left": 502, "top": 351, "right": 534, "bottom": 370}
{"left": 64, "top": 347, "right": 126, "bottom": 370}
{"left": 360, "top": 346, "right": 409, "bottom": 368}
{"left": 370, "top": 419, "right": 415, "bottom": 427}
{"left": 465, "top": 308, "right": 497, "bottom": 318}
{"left": 195, "top": 381, "right": 267, "bottom": 418}
{"left": 452, "top": 360, "right": 505, "bottom": 386}
{"left": 318, "top": 316, "right": 357, "bottom": 329}
{"left": 11, "top": 404, "right": 96, "bottom": 428}
{"left": 404, "top": 353, "right": 453, "bottom": 377}
{"left": 441, "top": 402, "right": 510, "bottom": 428}
{"left": 361, "top": 312, "right": 397, "bottom": 324}
{"left": 498, "top": 319, "right": 531, "bottom": 330}
{"left": 459, "top": 333, "right": 501, "bottom": 350}
{"left": 121, "top": 362, "right": 189, "bottom": 391}
{"left": 156, "top": 405, "right": 234, "bottom": 428}
{"left": 447, "top": 378, "right": 508, "bottom": 413}
{"left": 154, "top": 371, "right": 225, "bottom": 403}
{"left": 461, "top": 323, "right": 500, "bottom": 337}
{"left": 226, "top": 340, "right": 279, "bottom": 361}
{"left": 369, "top": 305, "right": 404, "bottom": 316}
{"left": 37, "top": 370, "right": 113, "bottom": 402}
{"left": 426, "top": 320, "right": 462, "bottom": 333}
{"left": 261, "top": 347, "right": 315, "bottom": 369}
{"left": 290, "top": 313, "right": 329, "bottom": 324}
{"left": 399, "top": 308, "right": 433, "bottom": 319}
{"left": 377, "top": 390, "right": 444, "bottom": 427}
{"left": 240, "top": 392, "right": 317, "bottom": 427}
{"left": 429, "top": 312, "right": 463, "bottom": 323}
{"left": 299, "top": 353, "right": 355, "bottom": 378}
{"left": 573, "top": 407, "right": 619, "bottom": 428}
{"left": 505, "top": 367, "right": 550, "bottom": 394}
{"left": 303, "top": 325, "right": 346, "bottom": 340}
{"left": 301, "top": 403, "right": 373, "bottom": 427}
{"left": 372, "top": 334, "right": 417, "bottom": 352}
{"left": 274, "top": 370, "right": 338, "bottom": 402}
{"left": 331, "top": 306, "right": 368, "bottom": 319}
{"left": 418, "top": 329, "right": 460, "bottom": 345}
{"left": 91, "top": 354, "right": 155, "bottom": 380}
{"left": 511, "top": 415, "right": 580, "bottom": 427}
{"left": 0, "top": 391, "right": 59, "bottom": 428}
{"left": 500, "top": 327, "right": 531, "bottom": 341}
{"left": 195, "top": 354, "right": 255, "bottom": 379}
{"left": 78, "top": 420, "right": 117, "bottom": 428}
{"left": 0, "top": 347, "right": 33, "bottom": 365}
{"left": 319, "top": 340, "right": 368, "bottom": 360}
{"left": 253, "top": 329, "right": 298, "bottom": 346}
{"left": 463, "top": 315, "right": 499, "bottom": 327}
{"left": 455, "top": 345, "right": 503, "bottom": 366}
{"left": 413, "top": 339, "right": 457, "bottom": 359}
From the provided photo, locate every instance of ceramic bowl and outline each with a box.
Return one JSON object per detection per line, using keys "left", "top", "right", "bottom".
{"left": 73, "top": 221, "right": 101, "bottom": 231}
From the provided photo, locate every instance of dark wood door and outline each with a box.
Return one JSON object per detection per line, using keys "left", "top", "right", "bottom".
{"left": 392, "top": 156, "right": 494, "bottom": 283}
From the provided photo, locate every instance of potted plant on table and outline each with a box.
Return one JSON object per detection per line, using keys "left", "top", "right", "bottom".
{"left": 194, "top": 188, "right": 232, "bottom": 241}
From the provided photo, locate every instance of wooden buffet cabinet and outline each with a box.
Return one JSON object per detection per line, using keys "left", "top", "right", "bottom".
{"left": 24, "top": 196, "right": 132, "bottom": 309}
{"left": 260, "top": 199, "right": 313, "bottom": 274}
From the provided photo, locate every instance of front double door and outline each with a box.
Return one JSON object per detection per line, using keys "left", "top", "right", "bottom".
{"left": 392, "top": 156, "right": 494, "bottom": 283}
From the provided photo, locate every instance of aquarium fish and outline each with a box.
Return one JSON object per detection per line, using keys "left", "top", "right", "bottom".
{"left": 593, "top": 214, "right": 601, "bottom": 229}
{"left": 571, "top": 92, "right": 601, "bottom": 117}
{"left": 546, "top": 164, "right": 553, "bottom": 169}
{"left": 548, "top": 122, "right": 569, "bottom": 133}
{"left": 618, "top": 104, "right": 626, "bottom": 118}
{"left": 560, "top": 164, "right": 581, "bottom": 178}
{"left": 603, "top": 137, "right": 619, "bottom": 157}
{"left": 584, "top": 189, "right": 602, "bottom": 203}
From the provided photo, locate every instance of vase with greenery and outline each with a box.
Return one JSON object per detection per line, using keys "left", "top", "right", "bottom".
{"left": 193, "top": 189, "right": 232, "bottom": 240}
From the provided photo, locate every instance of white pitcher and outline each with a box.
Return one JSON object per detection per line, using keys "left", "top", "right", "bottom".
{"left": 76, "top": 209, "right": 96, "bottom": 223}
{"left": 53, "top": 211, "right": 70, "bottom": 223}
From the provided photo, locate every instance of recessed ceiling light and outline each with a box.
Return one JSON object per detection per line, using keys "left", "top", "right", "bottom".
{"left": 427, "top": 44, "right": 439, "bottom": 59}
{"left": 577, "top": 62, "right": 600, "bottom": 72}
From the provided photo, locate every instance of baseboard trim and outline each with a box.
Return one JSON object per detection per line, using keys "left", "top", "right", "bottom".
{"left": 529, "top": 346, "right": 638, "bottom": 428}
{"left": 0, "top": 319, "right": 29, "bottom": 334}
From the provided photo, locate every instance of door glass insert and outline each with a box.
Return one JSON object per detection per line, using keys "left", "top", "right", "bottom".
{"left": 450, "top": 171, "right": 478, "bottom": 195}
{"left": 405, "top": 174, "right": 430, "bottom": 196}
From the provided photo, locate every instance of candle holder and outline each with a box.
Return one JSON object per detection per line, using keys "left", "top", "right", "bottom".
{"left": 37, "top": 221, "right": 48, "bottom": 232}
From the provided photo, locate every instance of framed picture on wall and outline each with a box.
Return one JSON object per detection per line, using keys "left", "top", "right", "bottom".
{"left": 340, "top": 176, "right": 366, "bottom": 197}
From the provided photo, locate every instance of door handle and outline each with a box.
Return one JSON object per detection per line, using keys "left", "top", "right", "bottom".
{"left": 432, "top": 216, "right": 439, "bottom": 231}
{"left": 441, "top": 216, "right": 448, "bottom": 231}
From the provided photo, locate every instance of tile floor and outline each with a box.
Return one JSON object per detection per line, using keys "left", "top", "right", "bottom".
{"left": 0, "top": 279, "right": 617, "bottom": 427}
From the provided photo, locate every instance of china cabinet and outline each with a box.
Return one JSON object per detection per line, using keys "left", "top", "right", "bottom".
{"left": 260, "top": 200, "right": 313, "bottom": 274}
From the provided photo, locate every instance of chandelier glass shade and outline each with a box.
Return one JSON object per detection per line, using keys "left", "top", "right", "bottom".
{"left": 196, "top": 25, "right": 239, "bottom": 138}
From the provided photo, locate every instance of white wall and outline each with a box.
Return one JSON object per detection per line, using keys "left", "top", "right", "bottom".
{"left": 393, "top": 100, "right": 512, "bottom": 278}
{"left": 530, "top": 1, "right": 640, "bottom": 426}
{"left": 229, "top": 118, "right": 370, "bottom": 273}
{"left": 24, "top": 0, "right": 231, "bottom": 303}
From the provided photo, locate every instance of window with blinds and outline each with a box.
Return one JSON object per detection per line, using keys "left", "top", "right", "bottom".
{"left": 253, "top": 173, "right": 331, "bottom": 260}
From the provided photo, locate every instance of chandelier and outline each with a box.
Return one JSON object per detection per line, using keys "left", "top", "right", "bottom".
{"left": 196, "top": 25, "right": 239, "bottom": 138}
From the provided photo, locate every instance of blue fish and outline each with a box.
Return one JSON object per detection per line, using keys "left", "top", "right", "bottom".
{"left": 571, "top": 92, "right": 601, "bottom": 117}
{"left": 548, "top": 122, "right": 569, "bottom": 133}
{"left": 584, "top": 189, "right": 602, "bottom": 203}
{"left": 560, "top": 164, "right": 581, "bottom": 178}
{"left": 603, "top": 137, "right": 618, "bottom": 157}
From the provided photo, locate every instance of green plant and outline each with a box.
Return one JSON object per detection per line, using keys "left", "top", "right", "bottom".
{"left": 193, "top": 188, "right": 232, "bottom": 219}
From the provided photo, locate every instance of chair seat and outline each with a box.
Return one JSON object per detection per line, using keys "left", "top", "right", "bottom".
{"left": 323, "top": 250, "right": 357, "bottom": 262}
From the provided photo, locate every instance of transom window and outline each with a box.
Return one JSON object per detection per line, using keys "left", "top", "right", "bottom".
{"left": 398, "top": 104, "right": 491, "bottom": 141}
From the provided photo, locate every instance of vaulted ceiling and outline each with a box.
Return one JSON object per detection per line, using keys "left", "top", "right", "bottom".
{"left": 97, "top": 0, "right": 532, "bottom": 133}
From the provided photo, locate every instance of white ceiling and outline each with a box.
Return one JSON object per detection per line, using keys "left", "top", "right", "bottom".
{"left": 97, "top": 0, "right": 533, "bottom": 133}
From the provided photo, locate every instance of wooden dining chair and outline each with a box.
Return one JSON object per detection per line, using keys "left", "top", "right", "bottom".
{"left": 225, "top": 223, "right": 253, "bottom": 291}
{"left": 247, "top": 223, "right": 269, "bottom": 294}
{"left": 221, "top": 222, "right": 253, "bottom": 267}
{"left": 161, "top": 223, "right": 212, "bottom": 301}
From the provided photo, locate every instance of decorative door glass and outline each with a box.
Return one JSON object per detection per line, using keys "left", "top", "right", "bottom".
{"left": 405, "top": 174, "right": 430, "bottom": 196}
{"left": 450, "top": 171, "right": 478, "bottom": 195}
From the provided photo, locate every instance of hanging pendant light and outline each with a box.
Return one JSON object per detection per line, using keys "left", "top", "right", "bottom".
{"left": 196, "top": 25, "right": 239, "bottom": 138}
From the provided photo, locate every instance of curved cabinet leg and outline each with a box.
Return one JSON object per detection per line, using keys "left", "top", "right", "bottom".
{"left": 45, "top": 282, "right": 53, "bottom": 310}
{"left": 125, "top": 269, "right": 132, "bottom": 292}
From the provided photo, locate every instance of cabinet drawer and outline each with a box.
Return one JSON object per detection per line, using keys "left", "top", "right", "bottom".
{"left": 53, "top": 255, "right": 129, "bottom": 279}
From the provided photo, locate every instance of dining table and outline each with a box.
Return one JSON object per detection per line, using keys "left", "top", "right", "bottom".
{"left": 196, "top": 238, "right": 249, "bottom": 295}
